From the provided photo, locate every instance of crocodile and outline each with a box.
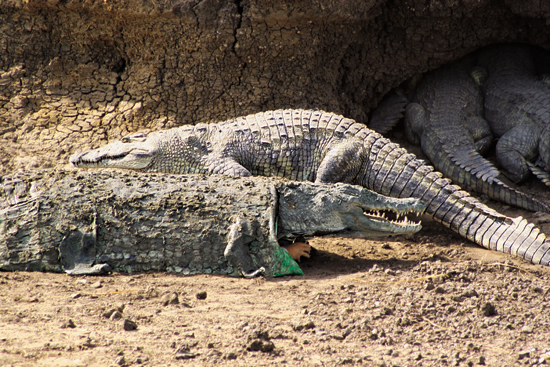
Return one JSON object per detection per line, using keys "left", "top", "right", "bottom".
{"left": 0, "top": 170, "right": 425, "bottom": 277}
{"left": 368, "top": 89, "right": 409, "bottom": 135}
{"left": 478, "top": 44, "right": 550, "bottom": 185}
{"left": 404, "top": 56, "right": 548, "bottom": 213}
{"left": 71, "top": 109, "right": 550, "bottom": 265}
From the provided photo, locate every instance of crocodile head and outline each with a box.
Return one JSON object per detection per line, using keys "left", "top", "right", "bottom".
{"left": 70, "top": 131, "right": 159, "bottom": 171}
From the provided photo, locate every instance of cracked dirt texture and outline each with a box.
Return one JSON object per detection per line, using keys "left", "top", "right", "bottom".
{"left": 3, "top": 0, "right": 550, "bottom": 366}
{"left": 3, "top": 0, "right": 550, "bottom": 173}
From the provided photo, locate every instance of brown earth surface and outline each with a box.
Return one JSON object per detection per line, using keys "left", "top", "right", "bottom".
{"left": 2, "top": 180, "right": 550, "bottom": 367}
{"left": 3, "top": 1, "right": 550, "bottom": 366}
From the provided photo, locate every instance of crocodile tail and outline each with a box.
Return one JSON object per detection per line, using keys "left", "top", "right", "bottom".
{"left": 368, "top": 89, "right": 409, "bottom": 135}
{"left": 359, "top": 134, "right": 550, "bottom": 264}
{"left": 421, "top": 129, "right": 549, "bottom": 213}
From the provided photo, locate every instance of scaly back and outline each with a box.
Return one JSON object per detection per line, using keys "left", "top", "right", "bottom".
{"left": 195, "top": 109, "right": 372, "bottom": 181}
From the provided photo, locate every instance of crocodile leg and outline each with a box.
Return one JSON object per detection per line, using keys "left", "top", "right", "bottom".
{"left": 360, "top": 140, "right": 550, "bottom": 265}
{"left": 204, "top": 156, "right": 253, "bottom": 177}
{"left": 464, "top": 116, "right": 493, "bottom": 155}
{"left": 495, "top": 124, "right": 539, "bottom": 183}
{"left": 224, "top": 216, "right": 266, "bottom": 277}
{"left": 369, "top": 89, "right": 409, "bottom": 135}
{"left": 404, "top": 103, "right": 424, "bottom": 146}
{"left": 315, "top": 140, "right": 366, "bottom": 184}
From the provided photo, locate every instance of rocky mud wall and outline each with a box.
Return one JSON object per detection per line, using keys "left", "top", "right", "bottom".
{"left": 1, "top": 0, "right": 550, "bottom": 173}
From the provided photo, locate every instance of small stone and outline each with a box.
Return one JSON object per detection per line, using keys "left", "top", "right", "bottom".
{"left": 70, "top": 293, "right": 82, "bottom": 299}
{"left": 425, "top": 283, "right": 435, "bottom": 291}
{"left": 478, "top": 355, "right": 486, "bottom": 365}
{"left": 292, "top": 321, "right": 315, "bottom": 331}
{"left": 384, "top": 268, "right": 396, "bottom": 276}
{"left": 539, "top": 351, "right": 550, "bottom": 364}
{"left": 114, "top": 356, "right": 126, "bottom": 366}
{"left": 196, "top": 291, "right": 207, "bottom": 300}
{"left": 247, "top": 339, "right": 275, "bottom": 352}
{"left": 123, "top": 319, "right": 138, "bottom": 331}
{"left": 60, "top": 319, "right": 76, "bottom": 329}
{"left": 110, "top": 311, "right": 123, "bottom": 320}
{"left": 104, "top": 308, "right": 117, "bottom": 318}
{"left": 434, "top": 286, "right": 446, "bottom": 294}
{"left": 369, "top": 329, "right": 379, "bottom": 340}
{"left": 175, "top": 352, "right": 197, "bottom": 360}
{"left": 518, "top": 350, "right": 531, "bottom": 360}
{"left": 225, "top": 352, "right": 238, "bottom": 360}
{"left": 248, "top": 328, "right": 269, "bottom": 340}
{"left": 480, "top": 302, "right": 497, "bottom": 316}
{"left": 415, "top": 353, "right": 422, "bottom": 360}
{"left": 462, "top": 289, "right": 479, "bottom": 298}
{"left": 521, "top": 325, "right": 534, "bottom": 334}
{"left": 369, "top": 264, "right": 381, "bottom": 273}
{"left": 161, "top": 292, "right": 179, "bottom": 306}
{"left": 90, "top": 280, "right": 102, "bottom": 289}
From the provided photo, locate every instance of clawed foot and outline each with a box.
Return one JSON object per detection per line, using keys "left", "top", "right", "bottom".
{"left": 283, "top": 242, "right": 311, "bottom": 262}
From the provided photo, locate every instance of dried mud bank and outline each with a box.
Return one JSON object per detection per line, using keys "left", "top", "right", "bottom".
{"left": 2, "top": 0, "right": 550, "bottom": 173}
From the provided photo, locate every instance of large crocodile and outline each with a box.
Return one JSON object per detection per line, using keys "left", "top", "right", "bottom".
{"left": 478, "top": 44, "right": 550, "bottom": 185}
{"left": 71, "top": 109, "right": 550, "bottom": 265}
{"left": 0, "top": 170, "right": 425, "bottom": 277}
{"left": 404, "top": 57, "right": 547, "bottom": 213}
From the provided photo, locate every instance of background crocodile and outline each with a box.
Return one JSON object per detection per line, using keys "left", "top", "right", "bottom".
{"left": 403, "top": 56, "right": 547, "bottom": 213}
{"left": 478, "top": 44, "right": 550, "bottom": 185}
{"left": 71, "top": 109, "right": 550, "bottom": 265}
{"left": 0, "top": 170, "right": 425, "bottom": 277}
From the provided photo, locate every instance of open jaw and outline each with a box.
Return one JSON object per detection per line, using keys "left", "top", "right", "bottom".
{"left": 71, "top": 152, "right": 130, "bottom": 167}
{"left": 362, "top": 207, "right": 424, "bottom": 234}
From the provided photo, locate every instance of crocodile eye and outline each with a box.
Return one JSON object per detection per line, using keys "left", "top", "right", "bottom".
{"left": 121, "top": 137, "right": 130, "bottom": 143}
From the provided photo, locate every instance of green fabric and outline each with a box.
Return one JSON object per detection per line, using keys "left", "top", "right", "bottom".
{"left": 272, "top": 246, "right": 304, "bottom": 276}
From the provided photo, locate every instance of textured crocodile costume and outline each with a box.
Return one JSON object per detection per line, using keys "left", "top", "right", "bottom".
{"left": 71, "top": 109, "right": 550, "bottom": 265}
{"left": 478, "top": 44, "right": 550, "bottom": 185}
{"left": 0, "top": 171, "right": 425, "bottom": 277}
{"left": 404, "top": 57, "right": 547, "bottom": 213}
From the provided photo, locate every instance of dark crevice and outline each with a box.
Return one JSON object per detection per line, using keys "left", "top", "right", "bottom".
{"left": 232, "top": 0, "right": 244, "bottom": 55}
{"left": 232, "top": 0, "right": 247, "bottom": 89}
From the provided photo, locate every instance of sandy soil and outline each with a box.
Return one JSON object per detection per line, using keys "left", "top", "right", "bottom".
{"left": 3, "top": 130, "right": 550, "bottom": 367}
{"left": 1, "top": 212, "right": 550, "bottom": 367}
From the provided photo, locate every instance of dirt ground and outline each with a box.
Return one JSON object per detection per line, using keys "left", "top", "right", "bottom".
{"left": 4, "top": 3, "right": 550, "bottom": 366}
{"left": 2, "top": 135, "right": 550, "bottom": 367}
{"left": 2, "top": 196, "right": 550, "bottom": 367}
